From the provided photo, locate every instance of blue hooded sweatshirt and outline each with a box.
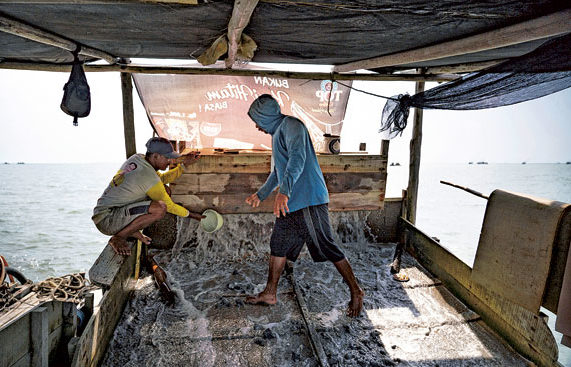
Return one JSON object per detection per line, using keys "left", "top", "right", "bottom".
{"left": 248, "top": 94, "right": 329, "bottom": 213}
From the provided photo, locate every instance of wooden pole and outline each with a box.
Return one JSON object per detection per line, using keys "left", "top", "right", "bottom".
{"left": 121, "top": 72, "right": 136, "bottom": 159}
{"left": 334, "top": 9, "right": 571, "bottom": 72}
{"left": 406, "top": 75, "right": 425, "bottom": 224}
{"left": 0, "top": 61, "right": 460, "bottom": 82}
{"left": 0, "top": 12, "right": 118, "bottom": 64}
{"left": 226, "top": 0, "right": 259, "bottom": 68}
{"left": 440, "top": 180, "right": 489, "bottom": 200}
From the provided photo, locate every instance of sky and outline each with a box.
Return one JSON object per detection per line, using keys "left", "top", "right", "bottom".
{"left": 0, "top": 68, "right": 570, "bottom": 165}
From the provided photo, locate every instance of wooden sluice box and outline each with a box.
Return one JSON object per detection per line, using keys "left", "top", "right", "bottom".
{"left": 92, "top": 151, "right": 530, "bottom": 366}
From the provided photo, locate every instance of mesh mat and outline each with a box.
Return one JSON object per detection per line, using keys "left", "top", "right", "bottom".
{"left": 380, "top": 33, "right": 571, "bottom": 138}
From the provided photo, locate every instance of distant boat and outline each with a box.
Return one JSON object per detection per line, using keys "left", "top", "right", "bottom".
{"left": 3, "top": 162, "right": 8, "bottom": 165}
{"left": 468, "top": 162, "right": 474, "bottom": 165}
{"left": 390, "top": 162, "right": 401, "bottom": 166}
{"left": 521, "top": 162, "right": 526, "bottom": 165}
{"left": 17, "top": 162, "right": 24, "bottom": 165}
{"left": 566, "top": 162, "right": 571, "bottom": 165}
{"left": 476, "top": 161, "right": 488, "bottom": 165}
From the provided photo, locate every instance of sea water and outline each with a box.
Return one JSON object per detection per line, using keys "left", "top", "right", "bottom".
{"left": 0, "top": 162, "right": 570, "bottom": 364}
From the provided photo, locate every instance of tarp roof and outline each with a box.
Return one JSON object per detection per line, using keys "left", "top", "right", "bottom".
{"left": 0, "top": 1, "right": 569, "bottom": 72}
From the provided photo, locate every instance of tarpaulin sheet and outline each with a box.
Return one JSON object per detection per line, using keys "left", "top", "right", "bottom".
{"left": 133, "top": 74, "right": 351, "bottom": 152}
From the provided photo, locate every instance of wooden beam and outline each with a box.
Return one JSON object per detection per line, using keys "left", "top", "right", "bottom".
{"left": 171, "top": 190, "right": 384, "bottom": 214}
{"left": 226, "top": 0, "right": 259, "bottom": 68}
{"left": 172, "top": 172, "right": 386, "bottom": 195}
{"left": 406, "top": 76, "right": 424, "bottom": 224}
{"left": 178, "top": 154, "right": 387, "bottom": 174}
{"left": 334, "top": 9, "right": 571, "bottom": 72}
{"left": 0, "top": 12, "right": 118, "bottom": 64}
{"left": 74, "top": 245, "right": 136, "bottom": 366}
{"left": 424, "top": 59, "right": 507, "bottom": 74}
{"left": 121, "top": 72, "right": 136, "bottom": 159}
{"left": 0, "top": 61, "right": 460, "bottom": 82}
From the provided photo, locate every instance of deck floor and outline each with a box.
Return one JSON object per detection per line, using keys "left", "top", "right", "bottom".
{"left": 101, "top": 242, "right": 530, "bottom": 367}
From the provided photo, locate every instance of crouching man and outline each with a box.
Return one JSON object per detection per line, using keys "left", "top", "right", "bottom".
{"left": 92, "top": 137, "right": 203, "bottom": 256}
{"left": 245, "top": 95, "right": 365, "bottom": 317}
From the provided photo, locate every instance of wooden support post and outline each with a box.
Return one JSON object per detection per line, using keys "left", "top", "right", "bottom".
{"left": 121, "top": 72, "right": 136, "bottom": 159}
{"left": 406, "top": 76, "right": 425, "bottom": 224}
{"left": 380, "top": 139, "right": 389, "bottom": 158}
{"left": 31, "top": 307, "right": 48, "bottom": 367}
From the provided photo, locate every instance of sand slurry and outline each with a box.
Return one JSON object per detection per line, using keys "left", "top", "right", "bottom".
{"left": 102, "top": 240, "right": 529, "bottom": 367}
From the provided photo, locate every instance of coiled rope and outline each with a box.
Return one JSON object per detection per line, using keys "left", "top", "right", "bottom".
{"left": 33, "top": 273, "right": 96, "bottom": 304}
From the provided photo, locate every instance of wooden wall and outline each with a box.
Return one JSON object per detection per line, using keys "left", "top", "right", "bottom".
{"left": 0, "top": 297, "right": 76, "bottom": 367}
{"left": 171, "top": 153, "right": 387, "bottom": 214}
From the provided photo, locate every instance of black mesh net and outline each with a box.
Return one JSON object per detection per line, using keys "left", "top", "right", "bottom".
{"left": 380, "top": 33, "right": 571, "bottom": 138}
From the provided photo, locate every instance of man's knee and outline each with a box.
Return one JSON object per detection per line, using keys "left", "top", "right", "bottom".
{"left": 149, "top": 201, "right": 167, "bottom": 219}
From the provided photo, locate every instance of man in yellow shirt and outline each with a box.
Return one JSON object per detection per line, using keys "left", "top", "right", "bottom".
{"left": 92, "top": 137, "right": 203, "bottom": 255}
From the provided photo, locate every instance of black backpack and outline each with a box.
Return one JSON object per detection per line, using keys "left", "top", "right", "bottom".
{"left": 61, "top": 52, "right": 91, "bottom": 126}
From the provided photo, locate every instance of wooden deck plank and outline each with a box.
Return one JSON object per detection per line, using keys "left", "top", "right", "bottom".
{"left": 402, "top": 218, "right": 559, "bottom": 367}
{"left": 172, "top": 190, "right": 384, "bottom": 214}
{"left": 73, "top": 249, "right": 136, "bottom": 367}
{"left": 180, "top": 154, "right": 387, "bottom": 174}
{"left": 171, "top": 172, "right": 387, "bottom": 195}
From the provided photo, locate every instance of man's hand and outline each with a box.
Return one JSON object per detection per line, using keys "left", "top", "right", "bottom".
{"left": 274, "top": 192, "right": 289, "bottom": 217}
{"left": 245, "top": 193, "right": 261, "bottom": 208}
{"left": 181, "top": 151, "right": 201, "bottom": 166}
{"left": 187, "top": 212, "right": 206, "bottom": 221}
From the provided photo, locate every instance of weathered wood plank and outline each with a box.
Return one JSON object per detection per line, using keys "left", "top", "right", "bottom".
{"left": 181, "top": 154, "right": 387, "bottom": 174}
{"left": 543, "top": 209, "right": 571, "bottom": 312}
{"left": 0, "top": 289, "right": 40, "bottom": 328}
{"left": 73, "top": 249, "right": 136, "bottom": 367}
{"left": 31, "top": 307, "right": 48, "bottom": 367}
{"left": 89, "top": 241, "right": 134, "bottom": 289}
{"left": 0, "top": 62, "right": 459, "bottom": 82}
{"left": 171, "top": 172, "right": 386, "bottom": 195}
{"left": 406, "top": 78, "right": 424, "bottom": 224}
{"left": 121, "top": 72, "right": 136, "bottom": 159}
{"left": 401, "top": 218, "right": 559, "bottom": 367}
{"left": 172, "top": 190, "right": 384, "bottom": 214}
{"left": 0, "top": 310, "right": 31, "bottom": 367}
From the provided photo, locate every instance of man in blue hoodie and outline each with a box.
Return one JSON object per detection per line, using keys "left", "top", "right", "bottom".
{"left": 245, "top": 94, "right": 364, "bottom": 317}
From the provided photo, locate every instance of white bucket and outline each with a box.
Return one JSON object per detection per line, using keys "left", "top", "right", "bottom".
{"left": 200, "top": 209, "right": 223, "bottom": 233}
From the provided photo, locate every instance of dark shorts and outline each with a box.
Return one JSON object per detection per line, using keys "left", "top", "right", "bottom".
{"left": 93, "top": 200, "right": 151, "bottom": 236}
{"left": 270, "top": 204, "right": 345, "bottom": 263}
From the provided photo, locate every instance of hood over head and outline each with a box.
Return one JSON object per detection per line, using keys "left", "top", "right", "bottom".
{"left": 247, "top": 94, "right": 285, "bottom": 135}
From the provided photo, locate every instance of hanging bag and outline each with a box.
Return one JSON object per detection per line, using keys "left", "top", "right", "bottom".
{"left": 60, "top": 50, "right": 91, "bottom": 126}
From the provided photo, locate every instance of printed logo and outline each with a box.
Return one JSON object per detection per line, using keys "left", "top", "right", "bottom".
{"left": 200, "top": 122, "right": 222, "bottom": 137}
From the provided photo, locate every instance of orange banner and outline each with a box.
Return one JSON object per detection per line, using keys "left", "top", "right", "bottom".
{"left": 133, "top": 74, "right": 351, "bottom": 152}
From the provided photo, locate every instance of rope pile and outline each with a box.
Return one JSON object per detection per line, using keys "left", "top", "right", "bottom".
{"left": 0, "top": 283, "right": 20, "bottom": 313}
{"left": 33, "top": 273, "right": 97, "bottom": 304}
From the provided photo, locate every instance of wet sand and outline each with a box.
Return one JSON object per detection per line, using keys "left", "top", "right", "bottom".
{"left": 102, "top": 215, "right": 529, "bottom": 366}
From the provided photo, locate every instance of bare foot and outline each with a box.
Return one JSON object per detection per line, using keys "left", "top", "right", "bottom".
{"left": 108, "top": 236, "right": 131, "bottom": 256}
{"left": 245, "top": 291, "right": 277, "bottom": 306}
{"left": 347, "top": 288, "right": 365, "bottom": 317}
{"left": 131, "top": 231, "right": 152, "bottom": 245}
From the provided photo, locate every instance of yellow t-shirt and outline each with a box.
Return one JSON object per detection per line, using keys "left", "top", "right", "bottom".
{"left": 92, "top": 154, "right": 188, "bottom": 223}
